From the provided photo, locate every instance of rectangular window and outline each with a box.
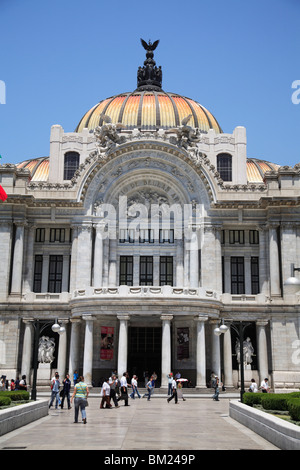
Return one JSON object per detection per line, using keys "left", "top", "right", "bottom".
{"left": 48, "top": 255, "right": 63, "bottom": 293}
{"left": 33, "top": 255, "right": 43, "bottom": 293}
{"left": 229, "top": 230, "right": 244, "bottom": 244}
{"left": 251, "top": 257, "right": 260, "bottom": 294}
{"left": 50, "top": 228, "right": 65, "bottom": 243}
{"left": 231, "top": 257, "right": 245, "bottom": 294}
{"left": 249, "top": 230, "right": 259, "bottom": 244}
{"left": 35, "top": 228, "right": 45, "bottom": 243}
{"left": 119, "top": 256, "right": 133, "bottom": 286}
{"left": 160, "top": 256, "right": 173, "bottom": 286}
{"left": 159, "top": 229, "right": 174, "bottom": 243}
{"left": 140, "top": 256, "right": 153, "bottom": 285}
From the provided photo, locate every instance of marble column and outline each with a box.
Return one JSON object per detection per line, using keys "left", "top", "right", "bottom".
{"left": 11, "top": 222, "right": 26, "bottom": 296}
{"left": 21, "top": 319, "right": 34, "bottom": 379}
{"left": 223, "top": 325, "right": 234, "bottom": 388}
{"left": 161, "top": 314, "right": 173, "bottom": 388}
{"left": 258, "top": 225, "right": 269, "bottom": 295}
{"left": 176, "top": 239, "right": 184, "bottom": 286}
{"left": 68, "top": 319, "right": 81, "bottom": 382}
{"left": 0, "top": 221, "right": 13, "bottom": 299}
{"left": 269, "top": 225, "right": 281, "bottom": 297}
{"left": 194, "top": 315, "right": 208, "bottom": 388}
{"left": 93, "top": 224, "right": 104, "bottom": 287}
{"left": 69, "top": 225, "right": 79, "bottom": 294}
{"left": 76, "top": 225, "right": 92, "bottom": 289}
{"left": 57, "top": 320, "right": 68, "bottom": 379}
{"left": 117, "top": 315, "right": 130, "bottom": 378}
{"left": 82, "top": 315, "right": 95, "bottom": 386}
{"left": 189, "top": 231, "right": 199, "bottom": 288}
{"left": 211, "top": 321, "right": 221, "bottom": 378}
{"left": 257, "top": 320, "right": 269, "bottom": 383}
{"left": 108, "top": 239, "right": 117, "bottom": 286}
{"left": 23, "top": 224, "right": 35, "bottom": 294}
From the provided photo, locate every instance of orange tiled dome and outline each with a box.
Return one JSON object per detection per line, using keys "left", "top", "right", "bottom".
{"left": 75, "top": 90, "right": 222, "bottom": 134}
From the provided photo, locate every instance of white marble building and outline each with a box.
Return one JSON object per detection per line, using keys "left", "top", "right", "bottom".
{"left": 0, "top": 42, "right": 300, "bottom": 390}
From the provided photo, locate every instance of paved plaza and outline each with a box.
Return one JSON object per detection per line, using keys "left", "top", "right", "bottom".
{"left": 0, "top": 394, "right": 278, "bottom": 451}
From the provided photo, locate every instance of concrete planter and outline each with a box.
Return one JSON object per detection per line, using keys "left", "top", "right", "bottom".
{"left": 0, "top": 399, "right": 49, "bottom": 436}
{"left": 229, "top": 399, "right": 300, "bottom": 450}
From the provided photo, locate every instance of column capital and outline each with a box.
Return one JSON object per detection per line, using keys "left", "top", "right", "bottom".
{"left": 70, "top": 317, "right": 81, "bottom": 324}
{"left": 256, "top": 319, "right": 269, "bottom": 327}
{"left": 160, "top": 314, "right": 173, "bottom": 322}
{"left": 82, "top": 314, "right": 96, "bottom": 322}
{"left": 117, "top": 314, "right": 130, "bottom": 322}
{"left": 194, "top": 314, "right": 209, "bottom": 322}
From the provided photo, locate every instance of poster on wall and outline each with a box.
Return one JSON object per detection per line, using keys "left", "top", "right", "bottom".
{"left": 177, "top": 327, "right": 189, "bottom": 360}
{"left": 100, "top": 326, "right": 114, "bottom": 360}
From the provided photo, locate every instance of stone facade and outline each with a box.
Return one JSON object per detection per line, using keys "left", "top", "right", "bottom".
{"left": 0, "top": 111, "right": 300, "bottom": 391}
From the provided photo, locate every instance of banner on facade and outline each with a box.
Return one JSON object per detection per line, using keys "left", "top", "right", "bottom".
{"left": 177, "top": 327, "right": 189, "bottom": 360}
{"left": 100, "top": 326, "right": 114, "bottom": 360}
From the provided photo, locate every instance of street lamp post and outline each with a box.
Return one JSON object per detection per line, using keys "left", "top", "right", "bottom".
{"left": 31, "top": 319, "right": 66, "bottom": 401}
{"left": 214, "top": 320, "right": 250, "bottom": 403}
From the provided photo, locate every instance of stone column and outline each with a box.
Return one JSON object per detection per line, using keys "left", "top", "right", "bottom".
{"left": 176, "top": 239, "right": 184, "bottom": 286}
{"left": 257, "top": 225, "right": 269, "bottom": 295}
{"left": 57, "top": 320, "right": 68, "bottom": 379}
{"left": 0, "top": 221, "right": 13, "bottom": 300}
{"left": 211, "top": 320, "right": 221, "bottom": 378}
{"left": 41, "top": 254, "right": 50, "bottom": 293}
{"left": 21, "top": 319, "right": 34, "bottom": 379}
{"left": 281, "top": 223, "right": 297, "bottom": 294}
{"left": 194, "top": 315, "right": 208, "bottom": 388}
{"left": 69, "top": 225, "right": 79, "bottom": 294}
{"left": 76, "top": 225, "right": 92, "bottom": 289}
{"left": 201, "top": 225, "right": 222, "bottom": 293}
{"left": 68, "top": 319, "right": 81, "bottom": 383}
{"left": 161, "top": 314, "right": 173, "bottom": 388}
{"left": 117, "top": 315, "right": 130, "bottom": 378}
{"left": 108, "top": 239, "right": 117, "bottom": 286}
{"left": 257, "top": 320, "right": 269, "bottom": 384}
{"left": 268, "top": 225, "right": 281, "bottom": 297}
{"left": 189, "top": 231, "right": 199, "bottom": 288}
{"left": 11, "top": 222, "right": 26, "bottom": 296}
{"left": 82, "top": 315, "right": 95, "bottom": 386}
{"left": 23, "top": 224, "right": 35, "bottom": 294}
{"left": 62, "top": 255, "right": 70, "bottom": 292}
{"left": 93, "top": 224, "right": 104, "bottom": 287}
{"left": 223, "top": 325, "right": 234, "bottom": 388}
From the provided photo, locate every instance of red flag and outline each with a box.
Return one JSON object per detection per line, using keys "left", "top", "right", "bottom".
{"left": 0, "top": 185, "right": 7, "bottom": 201}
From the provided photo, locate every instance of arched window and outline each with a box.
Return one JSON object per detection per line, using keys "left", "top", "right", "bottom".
{"left": 64, "top": 151, "right": 80, "bottom": 180}
{"left": 217, "top": 153, "right": 232, "bottom": 182}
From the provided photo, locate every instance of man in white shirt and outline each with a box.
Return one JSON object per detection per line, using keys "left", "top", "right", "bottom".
{"left": 117, "top": 372, "right": 130, "bottom": 406}
{"left": 261, "top": 378, "right": 270, "bottom": 393}
{"left": 130, "top": 375, "right": 141, "bottom": 399}
{"left": 100, "top": 378, "right": 112, "bottom": 409}
{"left": 167, "top": 378, "right": 178, "bottom": 404}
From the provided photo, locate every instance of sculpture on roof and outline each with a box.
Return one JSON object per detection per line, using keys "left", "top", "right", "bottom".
{"left": 137, "top": 38, "right": 162, "bottom": 90}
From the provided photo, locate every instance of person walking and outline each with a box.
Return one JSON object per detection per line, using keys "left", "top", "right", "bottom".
{"left": 117, "top": 372, "right": 130, "bottom": 406}
{"left": 212, "top": 375, "right": 220, "bottom": 401}
{"left": 249, "top": 378, "right": 258, "bottom": 393}
{"left": 130, "top": 375, "right": 141, "bottom": 399}
{"left": 261, "top": 377, "right": 270, "bottom": 393}
{"left": 49, "top": 372, "right": 60, "bottom": 409}
{"left": 61, "top": 374, "right": 72, "bottom": 409}
{"left": 100, "top": 378, "right": 112, "bottom": 409}
{"left": 167, "top": 373, "right": 173, "bottom": 396}
{"left": 71, "top": 376, "right": 89, "bottom": 424}
{"left": 109, "top": 374, "right": 120, "bottom": 408}
{"left": 167, "top": 376, "right": 178, "bottom": 404}
{"left": 177, "top": 381, "right": 186, "bottom": 401}
{"left": 143, "top": 376, "right": 153, "bottom": 401}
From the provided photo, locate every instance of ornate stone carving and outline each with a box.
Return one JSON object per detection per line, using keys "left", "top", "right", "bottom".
{"left": 38, "top": 336, "right": 55, "bottom": 364}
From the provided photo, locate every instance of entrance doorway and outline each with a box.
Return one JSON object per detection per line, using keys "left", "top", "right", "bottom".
{"left": 128, "top": 327, "right": 162, "bottom": 386}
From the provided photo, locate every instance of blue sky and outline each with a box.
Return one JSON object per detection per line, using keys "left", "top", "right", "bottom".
{"left": 0, "top": 0, "right": 299, "bottom": 166}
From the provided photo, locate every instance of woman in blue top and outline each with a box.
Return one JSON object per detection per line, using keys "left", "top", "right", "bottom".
{"left": 71, "top": 376, "right": 89, "bottom": 424}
